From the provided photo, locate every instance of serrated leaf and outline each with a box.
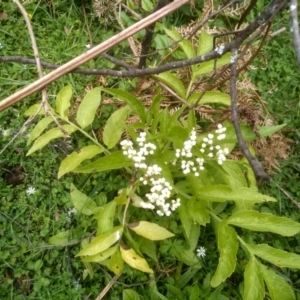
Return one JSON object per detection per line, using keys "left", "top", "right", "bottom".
{"left": 194, "top": 53, "right": 231, "bottom": 77}
{"left": 76, "top": 226, "right": 122, "bottom": 256}
{"left": 246, "top": 243, "right": 300, "bottom": 269}
{"left": 103, "top": 105, "right": 130, "bottom": 149}
{"left": 211, "top": 220, "right": 238, "bottom": 287}
{"left": 154, "top": 72, "right": 187, "bottom": 100}
{"left": 73, "top": 151, "right": 132, "bottom": 173}
{"left": 197, "top": 186, "right": 276, "bottom": 203}
{"left": 70, "top": 183, "right": 97, "bottom": 215}
{"left": 107, "top": 248, "right": 124, "bottom": 275}
{"left": 141, "top": 0, "right": 153, "bottom": 11}
{"left": 103, "top": 88, "right": 146, "bottom": 123}
{"left": 165, "top": 27, "right": 196, "bottom": 59}
{"left": 260, "top": 264, "right": 296, "bottom": 300}
{"left": 82, "top": 244, "right": 118, "bottom": 263}
{"left": 123, "top": 289, "right": 141, "bottom": 300}
{"left": 58, "top": 145, "right": 102, "bottom": 178}
{"left": 94, "top": 201, "right": 117, "bottom": 235}
{"left": 76, "top": 87, "right": 102, "bottom": 128}
{"left": 197, "top": 30, "right": 213, "bottom": 55}
{"left": 27, "top": 116, "right": 53, "bottom": 144}
{"left": 187, "top": 197, "right": 210, "bottom": 226}
{"left": 188, "top": 91, "right": 230, "bottom": 106}
{"left": 27, "top": 124, "right": 77, "bottom": 156}
{"left": 56, "top": 85, "right": 72, "bottom": 119}
{"left": 244, "top": 257, "right": 265, "bottom": 300}
{"left": 227, "top": 211, "right": 300, "bottom": 236}
{"left": 128, "top": 221, "right": 174, "bottom": 241}
{"left": 120, "top": 243, "right": 153, "bottom": 273}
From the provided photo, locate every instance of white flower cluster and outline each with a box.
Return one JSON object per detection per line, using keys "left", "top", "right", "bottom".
{"left": 121, "top": 132, "right": 180, "bottom": 217}
{"left": 174, "top": 125, "right": 229, "bottom": 176}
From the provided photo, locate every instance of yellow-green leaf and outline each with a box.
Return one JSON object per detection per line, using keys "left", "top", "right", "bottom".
{"left": 228, "top": 211, "right": 300, "bottom": 236}
{"left": 27, "top": 124, "right": 77, "bottom": 156}
{"left": 76, "top": 87, "right": 102, "bottom": 129}
{"left": 58, "top": 145, "right": 102, "bottom": 178}
{"left": 260, "top": 264, "right": 295, "bottom": 300}
{"left": 120, "top": 243, "right": 153, "bottom": 273}
{"left": 76, "top": 226, "right": 122, "bottom": 257}
{"left": 155, "top": 72, "right": 187, "bottom": 100}
{"left": 107, "top": 248, "right": 124, "bottom": 275}
{"left": 70, "top": 183, "right": 97, "bottom": 215}
{"left": 103, "top": 105, "right": 130, "bottom": 149}
{"left": 244, "top": 257, "right": 265, "bottom": 300}
{"left": 73, "top": 150, "right": 132, "bottom": 173}
{"left": 128, "top": 221, "right": 174, "bottom": 241}
{"left": 49, "top": 231, "right": 70, "bottom": 245}
{"left": 193, "top": 53, "right": 231, "bottom": 76}
{"left": 246, "top": 243, "right": 300, "bottom": 269}
{"left": 82, "top": 244, "right": 118, "bottom": 263}
{"left": 56, "top": 85, "right": 72, "bottom": 119}
{"left": 211, "top": 220, "right": 238, "bottom": 287}
{"left": 94, "top": 201, "right": 117, "bottom": 235}
{"left": 188, "top": 91, "right": 230, "bottom": 106}
{"left": 197, "top": 30, "right": 213, "bottom": 55}
{"left": 27, "top": 116, "right": 53, "bottom": 144}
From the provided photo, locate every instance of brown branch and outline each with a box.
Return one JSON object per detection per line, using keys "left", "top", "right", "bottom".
{"left": 230, "top": 48, "right": 270, "bottom": 185}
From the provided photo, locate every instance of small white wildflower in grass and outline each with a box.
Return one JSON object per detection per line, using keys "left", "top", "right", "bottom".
{"left": 86, "top": 44, "right": 91, "bottom": 49}
{"left": 0, "top": 42, "right": 3, "bottom": 50}
{"left": 196, "top": 246, "right": 206, "bottom": 258}
{"left": 66, "top": 207, "right": 77, "bottom": 223}
{"left": 26, "top": 186, "right": 36, "bottom": 195}
{"left": 2, "top": 129, "right": 10, "bottom": 137}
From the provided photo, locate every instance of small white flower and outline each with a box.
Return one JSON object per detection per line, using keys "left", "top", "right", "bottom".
{"left": 215, "top": 44, "right": 225, "bottom": 55}
{"left": 196, "top": 246, "right": 206, "bottom": 258}
{"left": 86, "top": 44, "right": 91, "bottom": 49}
{"left": 26, "top": 186, "right": 36, "bottom": 195}
{"left": 2, "top": 129, "right": 10, "bottom": 137}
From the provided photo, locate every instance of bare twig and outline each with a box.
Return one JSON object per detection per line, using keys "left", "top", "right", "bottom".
{"left": 276, "top": 183, "right": 300, "bottom": 209}
{"left": 95, "top": 273, "right": 122, "bottom": 300}
{"left": 230, "top": 48, "right": 270, "bottom": 184}
{"left": 290, "top": 0, "right": 300, "bottom": 67}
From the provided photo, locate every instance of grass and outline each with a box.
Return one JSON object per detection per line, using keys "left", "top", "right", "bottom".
{"left": 1, "top": 0, "right": 300, "bottom": 299}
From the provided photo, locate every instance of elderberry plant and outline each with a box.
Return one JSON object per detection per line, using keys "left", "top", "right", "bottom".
{"left": 24, "top": 27, "right": 300, "bottom": 299}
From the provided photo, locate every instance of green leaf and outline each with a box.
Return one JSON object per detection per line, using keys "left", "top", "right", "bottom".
{"left": 188, "top": 91, "right": 230, "bottom": 106}
{"left": 103, "top": 105, "right": 130, "bottom": 149}
{"left": 211, "top": 220, "right": 238, "bottom": 287}
{"left": 58, "top": 145, "right": 103, "bottom": 178}
{"left": 178, "top": 200, "right": 193, "bottom": 242}
{"left": 154, "top": 72, "right": 187, "bottom": 100}
{"left": 176, "top": 248, "right": 199, "bottom": 266}
{"left": 27, "top": 124, "right": 77, "bottom": 156}
{"left": 56, "top": 85, "right": 72, "bottom": 119}
{"left": 107, "top": 248, "right": 124, "bottom": 275}
{"left": 94, "top": 201, "right": 117, "bottom": 235}
{"left": 140, "top": 239, "right": 157, "bottom": 262}
{"left": 221, "top": 161, "right": 248, "bottom": 189}
{"left": 120, "top": 243, "right": 153, "bottom": 273}
{"left": 82, "top": 244, "right": 118, "bottom": 263}
{"left": 24, "top": 103, "right": 54, "bottom": 116}
{"left": 76, "top": 87, "right": 102, "bottom": 128}
{"left": 165, "top": 27, "right": 196, "bottom": 59}
{"left": 70, "top": 183, "right": 97, "bottom": 215}
{"left": 123, "top": 289, "right": 141, "bottom": 300}
{"left": 246, "top": 243, "right": 300, "bottom": 269}
{"left": 76, "top": 226, "right": 122, "bottom": 256}
{"left": 49, "top": 231, "right": 71, "bottom": 245}
{"left": 187, "top": 197, "right": 210, "bottom": 226}
{"left": 227, "top": 211, "right": 300, "bottom": 236}
{"left": 128, "top": 221, "right": 174, "bottom": 240}
{"left": 197, "top": 186, "right": 276, "bottom": 204}
{"left": 103, "top": 88, "right": 146, "bottom": 123}
{"left": 27, "top": 116, "right": 53, "bottom": 144}
{"left": 197, "top": 30, "right": 213, "bottom": 55}
{"left": 243, "top": 257, "right": 265, "bottom": 300}
{"left": 193, "top": 53, "right": 231, "bottom": 76}
{"left": 260, "top": 264, "right": 296, "bottom": 300}
{"left": 141, "top": 0, "right": 153, "bottom": 11}
{"left": 73, "top": 151, "right": 132, "bottom": 173}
